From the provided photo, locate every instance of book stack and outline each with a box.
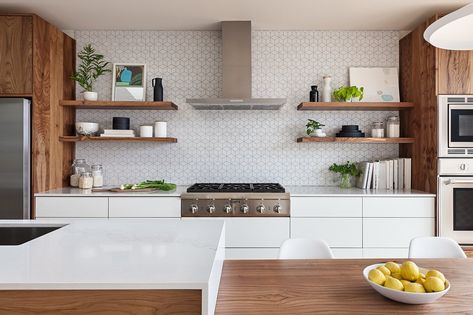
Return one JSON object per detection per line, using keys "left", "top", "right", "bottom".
{"left": 100, "top": 129, "right": 136, "bottom": 137}
{"left": 356, "top": 158, "right": 411, "bottom": 190}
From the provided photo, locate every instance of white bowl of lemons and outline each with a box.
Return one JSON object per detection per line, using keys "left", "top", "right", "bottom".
{"left": 363, "top": 261, "right": 450, "bottom": 304}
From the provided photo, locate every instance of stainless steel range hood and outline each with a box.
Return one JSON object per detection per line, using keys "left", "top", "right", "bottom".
{"left": 186, "top": 21, "right": 286, "bottom": 110}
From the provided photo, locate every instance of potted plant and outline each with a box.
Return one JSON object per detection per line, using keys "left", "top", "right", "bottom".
{"left": 332, "top": 86, "right": 364, "bottom": 102}
{"left": 71, "top": 44, "right": 111, "bottom": 101}
{"left": 329, "top": 161, "right": 361, "bottom": 188}
{"left": 306, "top": 119, "right": 326, "bottom": 137}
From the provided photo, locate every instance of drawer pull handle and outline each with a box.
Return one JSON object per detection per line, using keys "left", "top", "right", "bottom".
{"left": 447, "top": 179, "right": 473, "bottom": 185}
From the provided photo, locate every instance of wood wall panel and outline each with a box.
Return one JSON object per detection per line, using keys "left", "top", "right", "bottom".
{"left": 0, "top": 290, "right": 201, "bottom": 314}
{"left": 31, "top": 15, "right": 75, "bottom": 217}
{"left": 0, "top": 15, "right": 33, "bottom": 95}
{"left": 438, "top": 49, "right": 473, "bottom": 94}
{"left": 399, "top": 16, "right": 438, "bottom": 194}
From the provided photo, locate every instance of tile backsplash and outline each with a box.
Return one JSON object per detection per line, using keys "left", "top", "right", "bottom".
{"left": 74, "top": 30, "right": 399, "bottom": 185}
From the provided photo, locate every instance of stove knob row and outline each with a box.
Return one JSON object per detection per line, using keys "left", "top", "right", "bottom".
{"left": 240, "top": 204, "right": 249, "bottom": 214}
{"left": 223, "top": 204, "right": 232, "bottom": 214}
{"left": 190, "top": 204, "right": 199, "bottom": 214}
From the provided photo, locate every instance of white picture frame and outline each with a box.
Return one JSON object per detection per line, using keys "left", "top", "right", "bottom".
{"left": 349, "top": 67, "right": 400, "bottom": 102}
{"left": 112, "top": 63, "right": 146, "bottom": 101}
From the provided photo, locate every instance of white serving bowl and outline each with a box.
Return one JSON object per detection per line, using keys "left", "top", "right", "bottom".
{"left": 75, "top": 122, "right": 99, "bottom": 136}
{"left": 363, "top": 263, "right": 450, "bottom": 304}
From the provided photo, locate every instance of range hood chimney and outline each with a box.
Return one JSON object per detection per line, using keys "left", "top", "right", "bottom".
{"left": 186, "top": 21, "right": 286, "bottom": 110}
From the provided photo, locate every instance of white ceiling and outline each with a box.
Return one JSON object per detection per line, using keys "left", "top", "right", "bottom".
{"left": 1, "top": 0, "right": 472, "bottom": 31}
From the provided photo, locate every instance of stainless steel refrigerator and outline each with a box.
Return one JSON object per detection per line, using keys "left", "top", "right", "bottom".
{"left": 0, "top": 98, "right": 30, "bottom": 219}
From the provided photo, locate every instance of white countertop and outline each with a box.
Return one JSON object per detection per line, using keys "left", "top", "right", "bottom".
{"left": 0, "top": 219, "right": 224, "bottom": 290}
{"left": 286, "top": 186, "right": 436, "bottom": 197}
{"left": 35, "top": 186, "right": 188, "bottom": 197}
{"left": 36, "top": 185, "right": 435, "bottom": 197}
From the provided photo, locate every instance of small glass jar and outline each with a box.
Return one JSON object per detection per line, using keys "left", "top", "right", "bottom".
{"left": 386, "top": 116, "right": 400, "bottom": 138}
{"left": 79, "top": 172, "right": 94, "bottom": 189}
{"left": 70, "top": 159, "right": 91, "bottom": 187}
{"left": 371, "top": 122, "right": 385, "bottom": 138}
{"left": 91, "top": 164, "right": 104, "bottom": 188}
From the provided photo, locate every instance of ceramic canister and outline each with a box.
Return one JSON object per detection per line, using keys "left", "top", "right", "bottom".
{"left": 154, "top": 121, "right": 167, "bottom": 137}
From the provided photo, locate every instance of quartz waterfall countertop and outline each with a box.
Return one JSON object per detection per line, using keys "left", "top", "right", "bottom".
{"left": 35, "top": 185, "right": 188, "bottom": 197}
{"left": 0, "top": 219, "right": 225, "bottom": 290}
{"left": 286, "top": 186, "right": 435, "bottom": 197}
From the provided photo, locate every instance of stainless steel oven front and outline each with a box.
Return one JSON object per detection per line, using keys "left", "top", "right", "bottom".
{"left": 438, "top": 174, "right": 473, "bottom": 245}
{"left": 439, "top": 95, "right": 473, "bottom": 157}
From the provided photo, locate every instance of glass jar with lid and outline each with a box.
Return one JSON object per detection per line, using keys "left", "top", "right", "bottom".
{"left": 70, "top": 159, "right": 91, "bottom": 187}
{"left": 79, "top": 172, "right": 94, "bottom": 189}
{"left": 371, "top": 122, "right": 385, "bottom": 138}
{"left": 91, "top": 164, "right": 104, "bottom": 187}
{"left": 386, "top": 116, "right": 400, "bottom": 138}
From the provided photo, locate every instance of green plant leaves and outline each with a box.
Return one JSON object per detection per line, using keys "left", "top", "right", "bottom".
{"left": 70, "top": 43, "right": 111, "bottom": 92}
{"left": 306, "top": 119, "right": 325, "bottom": 135}
{"left": 332, "top": 86, "right": 364, "bottom": 101}
{"left": 329, "top": 161, "right": 361, "bottom": 177}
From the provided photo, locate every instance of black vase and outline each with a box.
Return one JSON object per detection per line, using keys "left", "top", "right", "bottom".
{"left": 152, "top": 78, "right": 164, "bottom": 101}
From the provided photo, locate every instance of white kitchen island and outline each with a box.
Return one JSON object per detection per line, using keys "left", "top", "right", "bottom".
{"left": 0, "top": 219, "right": 225, "bottom": 314}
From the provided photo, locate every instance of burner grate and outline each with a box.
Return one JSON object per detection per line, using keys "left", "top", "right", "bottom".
{"left": 186, "top": 183, "right": 285, "bottom": 193}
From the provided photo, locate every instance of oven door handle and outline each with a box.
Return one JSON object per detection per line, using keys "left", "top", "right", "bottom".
{"left": 446, "top": 179, "right": 473, "bottom": 185}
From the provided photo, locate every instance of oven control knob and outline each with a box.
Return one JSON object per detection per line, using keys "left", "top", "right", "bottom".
{"left": 240, "top": 204, "right": 249, "bottom": 214}
{"left": 256, "top": 203, "right": 265, "bottom": 213}
{"left": 273, "top": 204, "right": 282, "bottom": 213}
{"left": 190, "top": 204, "right": 199, "bottom": 214}
{"left": 223, "top": 204, "right": 232, "bottom": 214}
{"left": 207, "top": 204, "right": 216, "bottom": 214}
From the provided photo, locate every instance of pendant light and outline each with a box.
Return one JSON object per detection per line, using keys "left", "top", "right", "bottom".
{"left": 424, "top": 3, "right": 473, "bottom": 50}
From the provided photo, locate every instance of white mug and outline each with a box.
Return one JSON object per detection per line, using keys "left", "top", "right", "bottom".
{"left": 140, "top": 125, "right": 153, "bottom": 137}
{"left": 154, "top": 121, "right": 167, "bottom": 137}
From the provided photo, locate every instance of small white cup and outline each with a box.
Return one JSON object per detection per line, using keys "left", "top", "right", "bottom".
{"left": 154, "top": 121, "right": 167, "bottom": 138}
{"left": 140, "top": 125, "right": 153, "bottom": 137}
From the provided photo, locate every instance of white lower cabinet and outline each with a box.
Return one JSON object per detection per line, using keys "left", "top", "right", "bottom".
{"left": 363, "top": 218, "right": 435, "bottom": 248}
{"left": 108, "top": 197, "right": 180, "bottom": 218}
{"left": 291, "top": 218, "right": 362, "bottom": 248}
{"left": 363, "top": 248, "right": 409, "bottom": 258}
{"left": 36, "top": 197, "right": 109, "bottom": 218}
{"left": 331, "top": 248, "right": 363, "bottom": 258}
{"left": 225, "top": 248, "right": 280, "bottom": 260}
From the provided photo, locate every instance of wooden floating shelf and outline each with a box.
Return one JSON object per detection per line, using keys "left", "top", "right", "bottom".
{"left": 297, "top": 137, "right": 415, "bottom": 144}
{"left": 297, "top": 102, "right": 414, "bottom": 111}
{"left": 59, "top": 136, "right": 178, "bottom": 143}
{"left": 60, "top": 100, "right": 178, "bottom": 110}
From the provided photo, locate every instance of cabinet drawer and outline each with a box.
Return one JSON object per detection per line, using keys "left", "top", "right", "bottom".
{"left": 108, "top": 197, "right": 180, "bottom": 218}
{"left": 363, "top": 248, "right": 408, "bottom": 259}
{"left": 363, "top": 197, "right": 435, "bottom": 218}
{"left": 225, "top": 248, "right": 279, "bottom": 260}
{"left": 363, "top": 218, "right": 435, "bottom": 248}
{"left": 331, "top": 248, "right": 363, "bottom": 259}
{"left": 183, "top": 218, "right": 289, "bottom": 248}
{"left": 291, "top": 197, "right": 362, "bottom": 217}
{"left": 35, "top": 197, "right": 108, "bottom": 218}
{"left": 291, "top": 218, "right": 362, "bottom": 247}
{"left": 439, "top": 158, "right": 473, "bottom": 175}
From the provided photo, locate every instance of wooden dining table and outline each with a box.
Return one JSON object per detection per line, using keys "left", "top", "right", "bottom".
{"left": 215, "top": 259, "right": 473, "bottom": 314}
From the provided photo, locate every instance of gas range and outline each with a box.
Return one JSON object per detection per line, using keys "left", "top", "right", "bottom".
{"left": 181, "top": 183, "right": 290, "bottom": 217}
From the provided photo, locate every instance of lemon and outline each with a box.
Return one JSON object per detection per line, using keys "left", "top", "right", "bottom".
{"left": 368, "top": 269, "right": 386, "bottom": 285}
{"left": 391, "top": 272, "right": 402, "bottom": 280}
{"left": 385, "top": 261, "right": 401, "bottom": 274}
{"left": 426, "top": 270, "right": 446, "bottom": 283}
{"left": 377, "top": 266, "right": 391, "bottom": 276}
{"left": 384, "top": 276, "right": 404, "bottom": 291}
{"left": 419, "top": 272, "right": 426, "bottom": 279}
{"left": 416, "top": 277, "right": 426, "bottom": 286}
{"left": 401, "top": 280, "right": 412, "bottom": 287}
{"left": 424, "top": 277, "right": 445, "bottom": 292}
{"left": 400, "top": 261, "right": 420, "bottom": 281}
{"left": 404, "top": 282, "right": 426, "bottom": 293}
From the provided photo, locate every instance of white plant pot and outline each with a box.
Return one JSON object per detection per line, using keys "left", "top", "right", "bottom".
{"left": 83, "top": 91, "right": 98, "bottom": 101}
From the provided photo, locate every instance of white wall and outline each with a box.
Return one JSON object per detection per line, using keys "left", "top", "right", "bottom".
{"left": 74, "top": 30, "right": 399, "bottom": 185}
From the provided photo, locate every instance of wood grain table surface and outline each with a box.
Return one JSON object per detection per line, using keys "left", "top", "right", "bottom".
{"left": 216, "top": 259, "right": 473, "bottom": 314}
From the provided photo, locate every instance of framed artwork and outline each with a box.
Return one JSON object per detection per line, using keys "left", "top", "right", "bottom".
{"left": 112, "top": 63, "right": 146, "bottom": 101}
{"left": 349, "top": 67, "right": 400, "bottom": 102}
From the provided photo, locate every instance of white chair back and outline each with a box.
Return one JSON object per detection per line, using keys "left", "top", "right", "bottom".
{"left": 279, "top": 238, "right": 334, "bottom": 259}
{"left": 408, "top": 236, "right": 467, "bottom": 259}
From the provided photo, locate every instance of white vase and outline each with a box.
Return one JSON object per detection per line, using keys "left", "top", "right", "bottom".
{"left": 83, "top": 91, "right": 98, "bottom": 101}
{"left": 322, "top": 76, "right": 332, "bottom": 102}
